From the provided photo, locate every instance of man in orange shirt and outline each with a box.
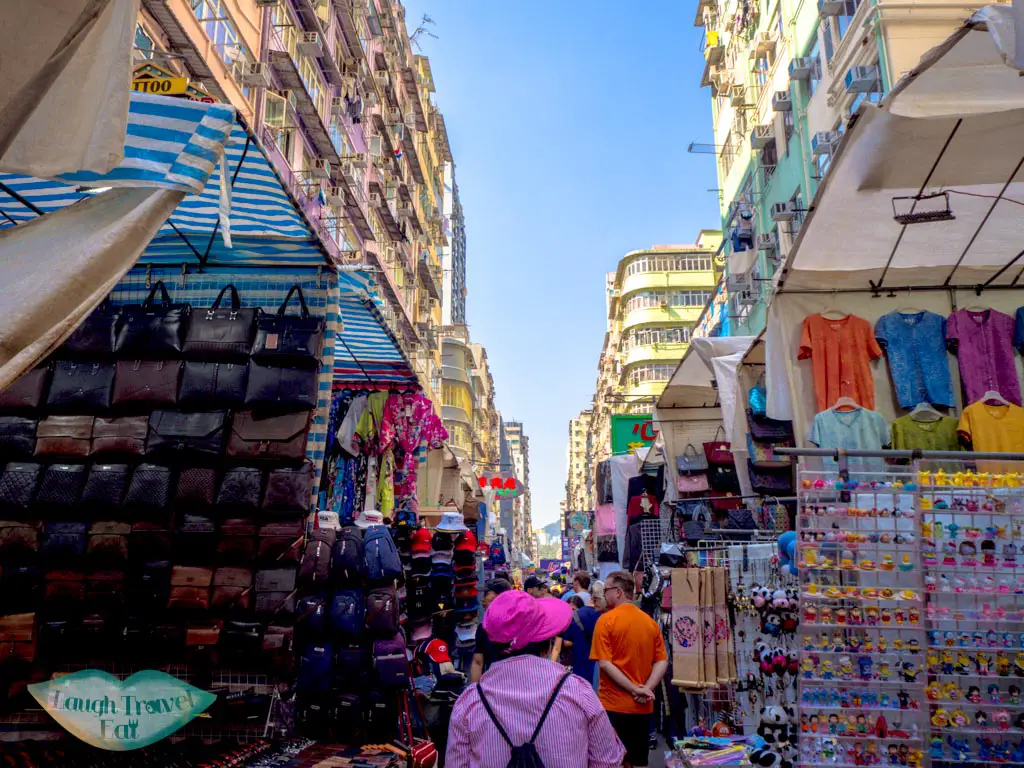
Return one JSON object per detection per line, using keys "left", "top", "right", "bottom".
{"left": 590, "top": 570, "right": 668, "bottom": 768}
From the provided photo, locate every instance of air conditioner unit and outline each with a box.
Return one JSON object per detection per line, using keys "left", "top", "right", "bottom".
{"left": 751, "top": 124, "right": 775, "bottom": 149}
{"left": 811, "top": 131, "right": 836, "bottom": 156}
{"left": 235, "top": 61, "right": 271, "bottom": 88}
{"left": 387, "top": 107, "right": 402, "bottom": 124}
{"left": 363, "top": 90, "right": 378, "bottom": 108}
{"left": 730, "top": 84, "right": 746, "bottom": 107}
{"left": 819, "top": 0, "right": 844, "bottom": 15}
{"left": 326, "top": 186, "right": 346, "bottom": 206}
{"left": 342, "top": 152, "right": 367, "bottom": 169}
{"left": 772, "top": 90, "right": 792, "bottom": 112}
{"left": 340, "top": 161, "right": 356, "bottom": 183}
{"left": 397, "top": 200, "right": 413, "bottom": 219}
{"left": 771, "top": 202, "right": 795, "bottom": 222}
{"left": 391, "top": 123, "right": 406, "bottom": 141}
{"left": 330, "top": 96, "right": 346, "bottom": 115}
{"left": 369, "top": 192, "right": 383, "bottom": 207}
{"left": 726, "top": 270, "right": 753, "bottom": 294}
{"left": 789, "top": 57, "right": 812, "bottom": 81}
{"left": 844, "top": 65, "right": 879, "bottom": 94}
{"left": 298, "top": 32, "right": 323, "bottom": 58}
{"left": 375, "top": 72, "right": 390, "bottom": 90}
{"left": 757, "top": 232, "right": 778, "bottom": 250}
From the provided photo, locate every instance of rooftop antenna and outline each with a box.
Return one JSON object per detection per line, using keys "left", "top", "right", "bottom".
{"left": 409, "top": 15, "right": 438, "bottom": 50}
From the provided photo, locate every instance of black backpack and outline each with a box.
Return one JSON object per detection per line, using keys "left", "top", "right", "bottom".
{"left": 332, "top": 526, "right": 365, "bottom": 586}
{"left": 477, "top": 672, "right": 572, "bottom": 768}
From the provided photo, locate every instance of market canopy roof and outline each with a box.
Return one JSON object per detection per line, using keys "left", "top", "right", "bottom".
{"left": 658, "top": 336, "right": 754, "bottom": 409}
{"left": 1, "top": 93, "right": 327, "bottom": 268}
{"left": 775, "top": 5, "right": 1024, "bottom": 293}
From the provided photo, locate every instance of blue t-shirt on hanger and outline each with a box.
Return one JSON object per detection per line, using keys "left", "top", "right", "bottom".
{"left": 874, "top": 310, "right": 955, "bottom": 409}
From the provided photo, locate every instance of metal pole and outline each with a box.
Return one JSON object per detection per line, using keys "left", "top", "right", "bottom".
{"left": 773, "top": 446, "right": 1024, "bottom": 461}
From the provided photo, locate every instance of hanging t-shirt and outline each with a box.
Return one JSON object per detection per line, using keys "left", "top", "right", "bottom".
{"left": 1013, "top": 307, "right": 1024, "bottom": 352}
{"left": 947, "top": 308, "right": 1020, "bottom": 406}
{"left": 799, "top": 313, "right": 883, "bottom": 412}
{"left": 874, "top": 311, "right": 955, "bottom": 409}
{"left": 958, "top": 401, "right": 1024, "bottom": 453}
{"left": 808, "top": 407, "right": 889, "bottom": 475}
{"left": 890, "top": 414, "right": 960, "bottom": 452}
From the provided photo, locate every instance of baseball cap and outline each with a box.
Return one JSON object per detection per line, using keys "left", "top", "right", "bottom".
{"left": 453, "top": 549, "right": 476, "bottom": 568}
{"left": 432, "top": 531, "right": 454, "bottom": 551}
{"left": 454, "top": 531, "right": 478, "bottom": 552}
{"left": 454, "top": 623, "right": 478, "bottom": 644}
{"left": 431, "top": 551, "right": 454, "bottom": 564}
{"left": 409, "top": 556, "right": 432, "bottom": 576}
{"left": 523, "top": 576, "right": 545, "bottom": 591}
{"left": 455, "top": 584, "right": 480, "bottom": 599}
{"left": 483, "top": 592, "right": 573, "bottom": 651}
{"left": 411, "top": 527, "right": 432, "bottom": 555}
{"left": 418, "top": 638, "right": 451, "bottom": 664}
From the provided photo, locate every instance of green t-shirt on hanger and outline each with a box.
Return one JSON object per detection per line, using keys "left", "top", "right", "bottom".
{"left": 890, "top": 414, "right": 960, "bottom": 452}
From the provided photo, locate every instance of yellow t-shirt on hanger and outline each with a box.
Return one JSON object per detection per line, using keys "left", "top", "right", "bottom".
{"left": 958, "top": 401, "right": 1024, "bottom": 470}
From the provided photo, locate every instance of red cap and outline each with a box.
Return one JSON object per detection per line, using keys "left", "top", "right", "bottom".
{"left": 455, "top": 530, "right": 478, "bottom": 552}
{"left": 411, "top": 527, "right": 432, "bottom": 554}
{"left": 421, "top": 638, "right": 451, "bottom": 664}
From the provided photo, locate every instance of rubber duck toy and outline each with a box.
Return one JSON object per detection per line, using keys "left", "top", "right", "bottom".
{"left": 899, "top": 554, "right": 914, "bottom": 572}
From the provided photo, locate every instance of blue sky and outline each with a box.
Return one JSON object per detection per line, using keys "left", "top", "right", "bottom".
{"left": 403, "top": 0, "right": 720, "bottom": 527}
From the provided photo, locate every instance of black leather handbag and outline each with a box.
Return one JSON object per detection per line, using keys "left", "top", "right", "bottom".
{"left": 175, "top": 467, "right": 217, "bottom": 506}
{"left": 81, "top": 463, "right": 130, "bottom": 507}
{"left": 35, "top": 464, "right": 87, "bottom": 508}
{"left": 0, "top": 462, "right": 42, "bottom": 511}
{"left": 61, "top": 302, "right": 119, "bottom": 359}
{"left": 182, "top": 284, "right": 258, "bottom": 361}
{"left": 216, "top": 467, "right": 263, "bottom": 510}
{"left": 262, "top": 461, "right": 313, "bottom": 513}
{"left": 124, "top": 464, "right": 172, "bottom": 510}
{"left": 113, "top": 281, "right": 191, "bottom": 359}
{"left": 112, "top": 360, "right": 183, "bottom": 408}
{"left": 244, "top": 363, "right": 318, "bottom": 412}
{"left": 178, "top": 361, "right": 248, "bottom": 410}
{"left": 251, "top": 285, "right": 324, "bottom": 369}
{"left": 46, "top": 361, "right": 115, "bottom": 413}
{"left": 0, "top": 365, "right": 51, "bottom": 411}
{"left": 0, "top": 416, "right": 37, "bottom": 458}
{"left": 146, "top": 410, "right": 227, "bottom": 460}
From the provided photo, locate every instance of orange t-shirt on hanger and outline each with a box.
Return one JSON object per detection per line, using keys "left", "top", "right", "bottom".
{"left": 799, "top": 313, "right": 883, "bottom": 412}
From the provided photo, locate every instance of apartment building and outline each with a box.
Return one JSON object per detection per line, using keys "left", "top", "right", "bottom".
{"left": 565, "top": 410, "right": 593, "bottom": 513}
{"left": 442, "top": 162, "right": 467, "bottom": 326}
{"left": 135, "top": 0, "right": 453, "bottom": 398}
{"left": 698, "top": 0, "right": 997, "bottom": 335}
{"left": 503, "top": 420, "right": 533, "bottom": 562}
{"left": 586, "top": 234, "right": 721, "bottom": 462}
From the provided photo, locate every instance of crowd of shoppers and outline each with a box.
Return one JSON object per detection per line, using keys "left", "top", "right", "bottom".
{"left": 446, "top": 569, "right": 667, "bottom": 768}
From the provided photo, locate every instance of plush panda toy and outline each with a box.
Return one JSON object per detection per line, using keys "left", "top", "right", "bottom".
{"left": 749, "top": 746, "right": 795, "bottom": 768}
{"left": 757, "top": 703, "right": 796, "bottom": 746}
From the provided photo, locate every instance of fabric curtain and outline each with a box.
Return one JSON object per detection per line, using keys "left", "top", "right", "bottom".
{"left": 0, "top": 187, "right": 182, "bottom": 391}
{"left": 0, "top": 0, "right": 139, "bottom": 177}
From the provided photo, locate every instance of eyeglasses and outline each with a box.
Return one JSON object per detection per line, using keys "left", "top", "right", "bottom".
{"left": 605, "top": 586, "right": 624, "bottom": 596}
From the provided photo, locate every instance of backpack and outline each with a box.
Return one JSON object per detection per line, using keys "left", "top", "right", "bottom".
{"left": 295, "top": 595, "right": 328, "bottom": 646}
{"left": 363, "top": 525, "right": 402, "bottom": 581}
{"left": 477, "top": 672, "right": 572, "bottom": 768}
{"left": 335, "top": 645, "right": 366, "bottom": 690}
{"left": 297, "top": 642, "right": 333, "bottom": 694}
{"left": 372, "top": 634, "right": 410, "bottom": 687}
{"left": 406, "top": 574, "right": 433, "bottom": 620}
{"left": 330, "top": 589, "right": 365, "bottom": 638}
{"left": 298, "top": 530, "right": 335, "bottom": 589}
{"left": 332, "top": 527, "right": 365, "bottom": 586}
{"left": 366, "top": 585, "right": 399, "bottom": 634}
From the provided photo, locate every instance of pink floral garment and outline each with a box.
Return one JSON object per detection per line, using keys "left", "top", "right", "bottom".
{"left": 380, "top": 393, "right": 448, "bottom": 512}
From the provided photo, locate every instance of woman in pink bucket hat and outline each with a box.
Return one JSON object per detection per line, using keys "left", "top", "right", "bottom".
{"left": 446, "top": 590, "right": 625, "bottom": 768}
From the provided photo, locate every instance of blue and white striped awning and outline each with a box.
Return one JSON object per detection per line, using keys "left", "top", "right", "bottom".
{"left": 334, "top": 271, "right": 418, "bottom": 388}
{"left": 0, "top": 92, "right": 327, "bottom": 267}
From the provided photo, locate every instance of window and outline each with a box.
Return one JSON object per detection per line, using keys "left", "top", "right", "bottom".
{"left": 790, "top": 190, "right": 806, "bottom": 234}
{"left": 783, "top": 109, "right": 795, "bottom": 150}
{"left": 623, "top": 326, "right": 694, "bottom": 349}
{"left": 836, "top": 0, "right": 862, "bottom": 40}
{"left": 807, "top": 40, "right": 823, "bottom": 97}
{"left": 623, "top": 290, "right": 713, "bottom": 313}
{"left": 189, "top": 0, "right": 251, "bottom": 68}
{"left": 135, "top": 25, "right": 154, "bottom": 59}
{"left": 627, "top": 364, "right": 677, "bottom": 389}
{"left": 821, "top": 21, "right": 835, "bottom": 62}
{"left": 720, "top": 131, "right": 737, "bottom": 178}
{"left": 624, "top": 254, "right": 712, "bottom": 275}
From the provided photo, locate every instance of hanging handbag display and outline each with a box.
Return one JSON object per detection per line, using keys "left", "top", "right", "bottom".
{"left": 676, "top": 444, "right": 709, "bottom": 475}
{"left": 0, "top": 416, "right": 37, "bottom": 458}
{"left": 703, "top": 428, "right": 734, "bottom": 466}
{"left": 35, "top": 464, "right": 87, "bottom": 508}
{"left": 0, "top": 520, "right": 40, "bottom": 558}
{"left": 61, "top": 302, "right": 120, "bottom": 359}
{"left": 251, "top": 285, "right": 325, "bottom": 368}
{"left": 681, "top": 504, "right": 710, "bottom": 542}
{"left": 146, "top": 410, "right": 227, "bottom": 459}
{"left": 217, "top": 467, "right": 263, "bottom": 510}
{"left": 46, "top": 361, "right": 115, "bottom": 413}
{"left": 724, "top": 507, "right": 757, "bottom": 532}
{"left": 34, "top": 415, "right": 95, "bottom": 458}
{"left": 130, "top": 524, "right": 172, "bottom": 563}
{"left": 81, "top": 463, "right": 130, "bottom": 508}
{"left": 41, "top": 522, "right": 88, "bottom": 557}
{"left": 0, "top": 365, "right": 51, "bottom": 411}
{"left": 178, "top": 361, "right": 248, "bottom": 410}
{"left": 182, "top": 284, "right": 259, "bottom": 361}
{"left": 262, "top": 461, "right": 314, "bottom": 513}
{"left": 174, "top": 515, "right": 218, "bottom": 564}
{"left": 112, "top": 360, "right": 183, "bottom": 408}
{"left": 113, "top": 281, "right": 191, "bottom": 359}
{"left": 0, "top": 462, "right": 41, "bottom": 511}
{"left": 748, "top": 372, "right": 767, "bottom": 417}
{"left": 227, "top": 411, "right": 311, "bottom": 462}
{"left": 257, "top": 521, "right": 304, "bottom": 563}
{"left": 710, "top": 492, "right": 742, "bottom": 512}
{"left": 244, "top": 363, "right": 318, "bottom": 412}
{"left": 747, "top": 461, "right": 794, "bottom": 494}
{"left": 746, "top": 409, "right": 794, "bottom": 443}
{"left": 676, "top": 472, "right": 710, "bottom": 494}
{"left": 123, "top": 463, "right": 173, "bottom": 510}
{"left": 91, "top": 415, "right": 148, "bottom": 456}
{"left": 708, "top": 463, "right": 740, "bottom": 493}
{"left": 746, "top": 432, "right": 794, "bottom": 467}
{"left": 175, "top": 467, "right": 218, "bottom": 506}
{"left": 217, "top": 519, "right": 257, "bottom": 564}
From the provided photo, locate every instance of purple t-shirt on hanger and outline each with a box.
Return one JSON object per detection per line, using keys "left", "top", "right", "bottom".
{"left": 946, "top": 308, "right": 1021, "bottom": 406}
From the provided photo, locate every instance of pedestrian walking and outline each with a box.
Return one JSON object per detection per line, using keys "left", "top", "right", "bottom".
{"left": 561, "top": 592, "right": 601, "bottom": 690}
{"left": 590, "top": 570, "right": 668, "bottom": 768}
{"left": 470, "top": 578, "right": 514, "bottom": 683}
{"left": 523, "top": 575, "right": 551, "bottom": 598}
{"left": 446, "top": 591, "right": 625, "bottom": 768}
{"left": 561, "top": 570, "right": 594, "bottom": 605}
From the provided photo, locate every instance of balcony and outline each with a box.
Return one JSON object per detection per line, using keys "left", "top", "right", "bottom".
{"left": 621, "top": 269, "right": 717, "bottom": 297}
{"left": 418, "top": 253, "right": 442, "bottom": 300}
{"left": 622, "top": 304, "right": 705, "bottom": 331}
{"left": 623, "top": 341, "right": 690, "bottom": 368}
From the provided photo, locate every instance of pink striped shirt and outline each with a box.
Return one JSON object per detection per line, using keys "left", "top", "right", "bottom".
{"left": 445, "top": 655, "right": 625, "bottom": 768}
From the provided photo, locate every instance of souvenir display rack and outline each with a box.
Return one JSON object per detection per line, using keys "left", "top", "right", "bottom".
{"left": 796, "top": 467, "right": 929, "bottom": 768}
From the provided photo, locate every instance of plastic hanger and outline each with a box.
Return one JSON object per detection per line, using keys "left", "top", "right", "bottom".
{"left": 981, "top": 390, "right": 1011, "bottom": 406}
{"left": 819, "top": 290, "right": 848, "bottom": 321}
{"left": 964, "top": 304, "right": 989, "bottom": 313}
{"left": 832, "top": 396, "right": 860, "bottom": 412}
{"left": 910, "top": 402, "right": 943, "bottom": 422}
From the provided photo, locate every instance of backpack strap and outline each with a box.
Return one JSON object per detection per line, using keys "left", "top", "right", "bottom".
{"left": 528, "top": 672, "right": 573, "bottom": 744}
{"left": 476, "top": 684, "right": 514, "bottom": 749}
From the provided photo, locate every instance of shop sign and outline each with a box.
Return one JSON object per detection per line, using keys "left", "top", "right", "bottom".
{"left": 29, "top": 669, "right": 216, "bottom": 751}
{"left": 611, "top": 414, "right": 659, "bottom": 455}
{"left": 568, "top": 510, "right": 587, "bottom": 534}
{"left": 131, "top": 64, "right": 216, "bottom": 103}
{"left": 478, "top": 471, "right": 519, "bottom": 497}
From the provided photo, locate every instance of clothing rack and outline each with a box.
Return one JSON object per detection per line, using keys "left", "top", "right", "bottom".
{"left": 672, "top": 493, "right": 798, "bottom": 504}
